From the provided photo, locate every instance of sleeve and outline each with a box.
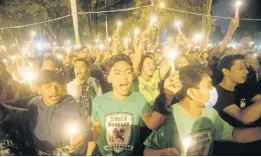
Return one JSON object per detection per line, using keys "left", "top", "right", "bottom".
{"left": 4, "top": 95, "right": 36, "bottom": 109}
{"left": 140, "top": 97, "right": 152, "bottom": 117}
{"left": 214, "top": 113, "right": 234, "bottom": 141}
{"left": 91, "top": 98, "right": 99, "bottom": 123}
{"left": 143, "top": 130, "right": 169, "bottom": 149}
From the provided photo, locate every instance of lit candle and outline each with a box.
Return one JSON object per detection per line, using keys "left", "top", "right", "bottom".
{"left": 117, "top": 21, "right": 122, "bottom": 32}
{"left": 134, "top": 28, "right": 140, "bottom": 40}
{"left": 175, "top": 20, "right": 182, "bottom": 34}
{"left": 235, "top": 1, "right": 242, "bottom": 18}
{"left": 181, "top": 137, "right": 192, "bottom": 156}
{"left": 150, "top": 16, "right": 157, "bottom": 27}
{"left": 68, "top": 124, "right": 78, "bottom": 145}
{"left": 167, "top": 48, "right": 177, "bottom": 73}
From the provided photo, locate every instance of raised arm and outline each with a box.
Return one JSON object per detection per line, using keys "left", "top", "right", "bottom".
{"left": 142, "top": 72, "right": 182, "bottom": 130}
{"left": 219, "top": 18, "right": 239, "bottom": 53}
{"left": 133, "top": 27, "right": 150, "bottom": 77}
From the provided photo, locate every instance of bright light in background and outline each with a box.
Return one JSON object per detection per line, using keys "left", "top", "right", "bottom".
{"left": 117, "top": 21, "right": 122, "bottom": 31}
{"left": 107, "top": 37, "right": 112, "bottom": 42}
{"left": 150, "top": 15, "right": 158, "bottom": 27}
{"left": 193, "top": 33, "right": 203, "bottom": 41}
{"left": 124, "top": 38, "right": 129, "bottom": 45}
{"left": 134, "top": 28, "right": 140, "bottom": 34}
{"left": 235, "top": 1, "right": 242, "bottom": 7}
{"left": 23, "top": 71, "right": 36, "bottom": 81}
{"left": 159, "top": 2, "right": 166, "bottom": 8}
{"left": 250, "top": 42, "right": 254, "bottom": 46}
{"left": 35, "top": 41, "right": 44, "bottom": 51}
{"left": 31, "top": 31, "right": 36, "bottom": 37}
{"left": 98, "top": 44, "right": 104, "bottom": 50}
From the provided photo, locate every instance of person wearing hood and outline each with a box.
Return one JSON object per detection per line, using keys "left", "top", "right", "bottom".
{"left": 0, "top": 70, "right": 89, "bottom": 155}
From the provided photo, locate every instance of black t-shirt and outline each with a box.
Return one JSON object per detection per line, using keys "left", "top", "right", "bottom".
{"left": 214, "top": 85, "right": 244, "bottom": 127}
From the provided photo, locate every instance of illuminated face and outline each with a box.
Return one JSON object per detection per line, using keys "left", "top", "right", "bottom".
{"left": 142, "top": 57, "right": 156, "bottom": 77}
{"left": 188, "top": 74, "right": 214, "bottom": 107}
{"left": 41, "top": 60, "right": 57, "bottom": 71}
{"left": 223, "top": 60, "right": 248, "bottom": 84}
{"left": 37, "top": 82, "right": 65, "bottom": 106}
{"left": 108, "top": 61, "right": 133, "bottom": 97}
{"left": 74, "top": 61, "right": 87, "bottom": 81}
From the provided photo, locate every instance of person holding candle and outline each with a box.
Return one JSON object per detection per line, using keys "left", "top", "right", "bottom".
{"left": 87, "top": 54, "right": 182, "bottom": 156}
{"left": 0, "top": 70, "right": 89, "bottom": 155}
{"left": 144, "top": 64, "right": 261, "bottom": 156}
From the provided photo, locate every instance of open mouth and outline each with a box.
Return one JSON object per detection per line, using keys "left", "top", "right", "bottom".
{"left": 119, "top": 83, "right": 129, "bottom": 90}
{"left": 49, "top": 96, "right": 60, "bottom": 101}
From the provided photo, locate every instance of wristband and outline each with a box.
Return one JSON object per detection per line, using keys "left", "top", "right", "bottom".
{"left": 153, "top": 93, "right": 172, "bottom": 116}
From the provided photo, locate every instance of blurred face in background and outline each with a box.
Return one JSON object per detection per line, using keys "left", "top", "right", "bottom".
{"left": 41, "top": 60, "right": 58, "bottom": 71}
{"left": 62, "top": 56, "right": 71, "bottom": 66}
{"left": 74, "top": 61, "right": 88, "bottom": 81}
{"left": 141, "top": 57, "right": 156, "bottom": 78}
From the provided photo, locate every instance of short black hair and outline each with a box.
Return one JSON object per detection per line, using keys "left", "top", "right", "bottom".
{"left": 36, "top": 70, "right": 65, "bottom": 85}
{"left": 176, "top": 63, "right": 212, "bottom": 101}
{"left": 43, "top": 56, "right": 62, "bottom": 69}
{"left": 105, "top": 54, "right": 133, "bottom": 73}
{"left": 219, "top": 55, "right": 245, "bottom": 71}
{"left": 74, "top": 58, "right": 88, "bottom": 66}
{"left": 139, "top": 53, "right": 155, "bottom": 72}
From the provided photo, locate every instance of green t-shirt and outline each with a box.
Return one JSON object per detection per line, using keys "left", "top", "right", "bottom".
{"left": 144, "top": 105, "right": 234, "bottom": 156}
{"left": 91, "top": 92, "right": 151, "bottom": 156}
{"left": 132, "top": 70, "right": 161, "bottom": 105}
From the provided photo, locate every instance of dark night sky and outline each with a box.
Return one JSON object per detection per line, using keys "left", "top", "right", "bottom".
{"left": 212, "top": 0, "right": 261, "bottom": 34}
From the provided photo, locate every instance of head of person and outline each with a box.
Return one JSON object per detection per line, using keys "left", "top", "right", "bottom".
{"left": 36, "top": 70, "right": 65, "bottom": 106}
{"left": 241, "top": 36, "right": 252, "bottom": 50}
{"left": 219, "top": 55, "right": 248, "bottom": 85}
{"left": 177, "top": 64, "right": 214, "bottom": 108}
{"left": 74, "top": 58, "right": 88, "bottom": 81}
{"left": 62, "top": 55, "right": 71, "bottom": 67}
{"left": 41, "top": 56, "right": 61, "bottom": 71}
{"left": 175, "top": 55, "right": 189, "bottom": 69}
{"left": 139, "top": 53, "right": 156, "bottom": 78}
{"left": 77, "top": 46, "right": 89, "bottom": 59}
{"left": 106, "top": 54, "right": 133, "bottom": 98}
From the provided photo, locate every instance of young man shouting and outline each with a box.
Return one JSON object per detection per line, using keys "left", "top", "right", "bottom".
{"left": 0, "top": 70, "right": 89, "bottom": 155}
{"left": 87, "top": 54, "right": 181, "bottom": 156}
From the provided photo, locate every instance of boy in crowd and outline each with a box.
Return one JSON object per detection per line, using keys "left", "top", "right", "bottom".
{"left": 0, "top": 70, "right": 89, "bottom": 155}
{"left": 41, "top": 56, "right": 61, "bottom": 71}
{"left": 215, "top": 55, "right": 261, "bottom": 125}
{"left": 67, "top": 58, "right": 102, "bottom": 117}
{"left": 144, "top": 64, "right": 261, "bottom": 156}
{"left": 87, "top": 54, "right": 182, "bottom": 156}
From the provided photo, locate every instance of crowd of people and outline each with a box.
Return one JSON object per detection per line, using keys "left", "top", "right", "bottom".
{"left": 0, "top": 17, "right": 261, "bottom": 156}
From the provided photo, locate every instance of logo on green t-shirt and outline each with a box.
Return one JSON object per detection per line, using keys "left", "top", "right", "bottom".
{"left": 183, "top": 130, "right": 212, "bottom": 156}
{"left": 104, "top": 113, "right": 134, "bottom": 154}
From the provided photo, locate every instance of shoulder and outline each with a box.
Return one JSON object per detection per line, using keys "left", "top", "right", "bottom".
{"left": 27, "top": 96, "right": 42, "bottom": 106}
{"left": 130, "top": 92, "right": 147, "bottom": 102}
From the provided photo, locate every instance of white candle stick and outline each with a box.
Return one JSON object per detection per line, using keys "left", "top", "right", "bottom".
{"left": 117, "top": 21, "right": 122, "bottom": 32}
{"left": 175, "top": 20, "right": 182, "bottom": 34}
{"left": 68, "top": 124, "right": 78, "bottom": 145}
{"left": 235, "top": 1, "right": 242, "bottom": 18}
{"left": 181, "top": 137, "right": 192, "bottom": 156}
